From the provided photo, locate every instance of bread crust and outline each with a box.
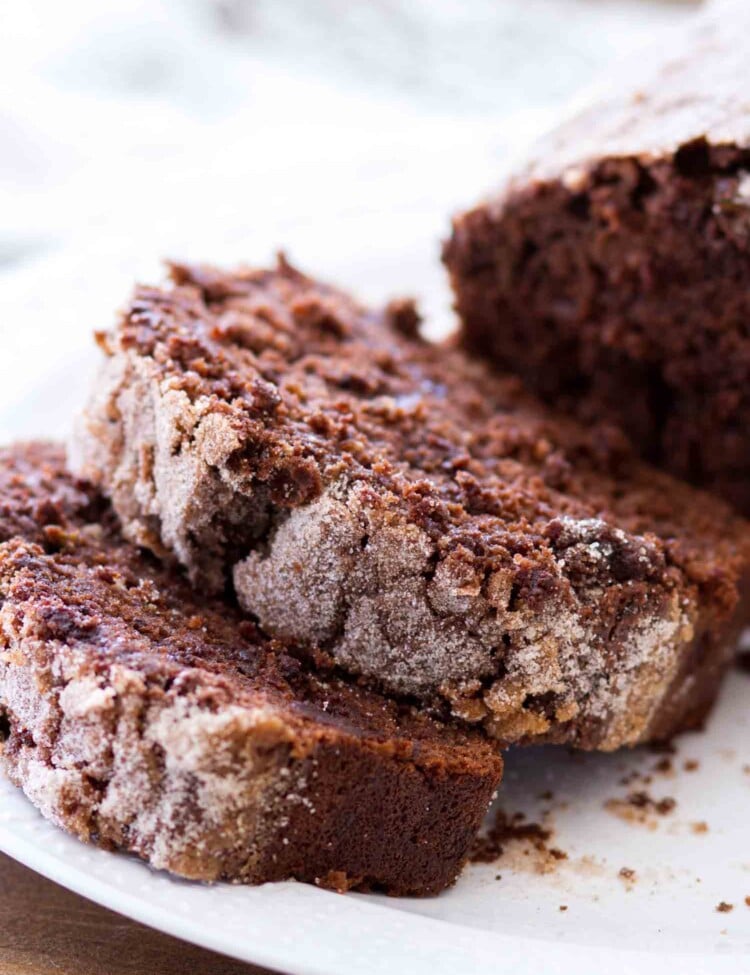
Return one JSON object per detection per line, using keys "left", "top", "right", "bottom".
{"left": 74, "top": 262, "right": 750, "bottom": 750}
{"left": 0, "top": 443, "right": 502, "bottom": 896}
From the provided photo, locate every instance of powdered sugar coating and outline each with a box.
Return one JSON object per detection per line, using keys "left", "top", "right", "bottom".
{"left": 235, "top": 494, "right": 694, "bottom": 748}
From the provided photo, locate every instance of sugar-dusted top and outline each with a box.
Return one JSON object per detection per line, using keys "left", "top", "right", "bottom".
{"left": 110, "top": 258, "right": 745, "bottom": 603}
{"left": 76, "top": 261, "right": 750, "bottom": 747}
{"left": 0, "top": 443, "right": 496, "bottom": 767}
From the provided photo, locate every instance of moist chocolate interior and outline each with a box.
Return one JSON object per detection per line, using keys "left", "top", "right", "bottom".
{"left": 445, "top": 139, "right": 750, "bottom": 511}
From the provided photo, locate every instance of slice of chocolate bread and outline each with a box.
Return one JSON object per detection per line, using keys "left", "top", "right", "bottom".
{"left": 0, "top": 443, "right": 502, "bottom": 896}
{"left": 74, "top": 259, "right": 750, "bottom": 751}
{"left": 444, "top": 3, "right": 750, "bottom": 512}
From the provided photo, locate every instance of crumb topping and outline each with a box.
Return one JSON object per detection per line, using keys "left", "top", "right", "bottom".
{"left": 0, "top": 443, "right": 502, "bottom": 895}
{"left": 74, "top": 259, "right": 749, "bottom": 749}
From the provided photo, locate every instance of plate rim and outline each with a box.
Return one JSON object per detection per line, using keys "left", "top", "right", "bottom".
{"left": 0, "top": 774, "right": 743, "bottom": 975}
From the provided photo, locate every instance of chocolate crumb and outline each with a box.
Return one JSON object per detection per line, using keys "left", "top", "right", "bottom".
{"left": 691, "top": 821, "right": 708, "bottom": 834}
{"left": 628, "top": 791, "right": 676, "bottom": 814}
{"left": 470, "top": 809, "right": 550, "bottom": 863}
{"left": 605, "top": 789, "right": 677, "bottom": 827}
{"left": 619, "top": 867, "right": 636, "bottom": 881}
{"left": 684, "top": 759, "right": 699, "bottom": 772}
{"left": 745, "top": 896, "right": 750, "bottom": 908}
{"left": 717, "top": 902, "right": 734, "bottom": 913}
{"left": 470, "top": 808, "right": 566, "bottom": 868}
{"left": 385, "top": 297, "right": 422, "bottom": 340}
{"left": 649, "top": 741, "right": 677, "bottom": 756}
{"left": 559, "top": 905, "right": 568, "bottom": 912}
{"left": 655, "top": 796, "right": 676, "bottom": 815}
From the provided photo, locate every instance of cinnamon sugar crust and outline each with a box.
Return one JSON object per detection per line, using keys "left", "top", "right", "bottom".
{"left": 0, "top": 443, "right": 502, "bottom": 896}
{"left": 74, "top": 259, "right": 750, "bottom": 750}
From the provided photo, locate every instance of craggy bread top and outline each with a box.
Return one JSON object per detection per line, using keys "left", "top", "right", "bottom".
{"left": 75, "top": 261, "right": 750, "bottom": 748}
{"left": 0, "top": 443, "right": 502, "bottom": 895}
{"left": 0, "top": 442, "right": 495, "bottom": 762}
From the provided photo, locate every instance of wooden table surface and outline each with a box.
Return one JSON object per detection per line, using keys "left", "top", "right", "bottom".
{"left": 0, "top": 853, "right": 276, "bottom": 975}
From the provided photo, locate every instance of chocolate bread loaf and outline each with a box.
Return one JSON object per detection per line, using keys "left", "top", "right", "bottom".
{"left": 74, "top": 259, "right": 750, "bottom": 751}
{"left": 444, "top": 2, "right": 750, "bottom": 511}
{"left": 0, "top": 443, "right": 502, "bottom": 895}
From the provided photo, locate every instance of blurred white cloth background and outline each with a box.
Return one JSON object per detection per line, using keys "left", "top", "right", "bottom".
{"left": 0, "top": 0, "right": 703, "bottom": 437}
{"left": 1, "top": 0, "right": 702, "bottom": 277}
{"left": 0, "top": 0, "right": 699, "bottom": 439}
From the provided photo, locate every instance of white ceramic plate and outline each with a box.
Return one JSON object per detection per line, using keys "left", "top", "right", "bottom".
{"left": 1, "top": 245, "right": 750, "bottom": 975}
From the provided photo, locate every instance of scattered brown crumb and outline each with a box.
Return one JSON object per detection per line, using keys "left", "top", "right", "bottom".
{"left": 691, "top": 821, "right": 708, "bottom": 835}
{"left": 320, "top": 870, "right": 356, "bottom": 893}
{"left": 653, "top": 757, "right": 673, "bottom": 775}
{"left": 470, "top": 808, "right": 566, "bottom": 872}
{"left": 605, "top": 798, "right": 656, "bottom": 828}
{"left": 649, "top": 740, "right": 677, "bottom": 756}
{"left": 385, "top": 297, "right": 422, "bottom": 339}
{"left": 735, "top": 651, "right": 750, "bottom": 674}
{"left": 745, "top": 896, "right": 750, "bottom": 908}
{"left": 641, "top": 792, "right": 675, "bottom": 813}
{"left": 629, "top": 791, "right": 676, "bottom": 814}
{"left": 604, "top": 790, "right": 676, "bottom": 827}
{"left": 619, "top": 867, "right": 636, "bottom": 881}
{"left": 470, "top": 810, "right": 551, "bottom": 863}
{"left": 538, "top": 790, "right": 554, "bottom": 801}
{"left": 559, "top": 905, "right": 568, "bottom": 912}
{"left": 683, "top": 759, "right": 699, "bottom": 772}
{"left": 619, "top": 768, "right": 654, "bottom": 787}
{"left": 743, "top": 765, "right": 750, "bottom": 775}
{"left": 717, "top": 902, "right": 734, "bottom": 913}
